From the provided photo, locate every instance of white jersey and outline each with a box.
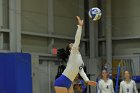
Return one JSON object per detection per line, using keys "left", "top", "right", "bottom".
{"left": 119, "top": 80, "right": 138, "bottom": 93}
{"left": 98, "top": 79, "right": 114, "bottom": 93}
{"left": 63, "top": 25, "right": 89, "bottom": 82}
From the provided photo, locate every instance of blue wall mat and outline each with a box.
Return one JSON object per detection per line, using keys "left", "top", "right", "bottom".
{"left": 0, "top": 53, "right": 32, "bottom": 93}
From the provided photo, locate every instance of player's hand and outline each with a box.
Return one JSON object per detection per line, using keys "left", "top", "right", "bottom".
{"left": 76, "top": 16, "right": 84, "bottom": 26}
{"left": 87, "top": 81, "right": 97, "bottom": 86}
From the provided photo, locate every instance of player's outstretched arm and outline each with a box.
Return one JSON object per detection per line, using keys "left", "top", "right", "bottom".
{"left": 86, "top": 81, "right": 97, "bottom": 86}
{"left": 79, "top": 68, "right": 97, "bottom": 86}
{"left": 72, "top": 16, "right": 83, "bottom": 49}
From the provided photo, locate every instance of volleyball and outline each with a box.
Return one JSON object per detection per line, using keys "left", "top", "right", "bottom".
{"left": 89, "top": 7, "right": 101, "bottom": 21}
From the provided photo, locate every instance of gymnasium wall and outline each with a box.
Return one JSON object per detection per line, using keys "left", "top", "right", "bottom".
{"left": 21, "top": 0, "right": 49, "bottom": 53}
{"left": 0, "top": 0, "right": 9, "bottom": 50}
{"left": 21, "top": 0, "right": 85, "bottom": 54}
{"left": 112, "top": 0, "right": 140, "bottom": 55}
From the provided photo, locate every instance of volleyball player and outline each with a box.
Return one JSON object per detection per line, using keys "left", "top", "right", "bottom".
{"left": 54, "top": 16, "right": 96, "bottom": 93}
{"left": 119, "top": 70, "right": 138, "bottom": 93}
{"left": 98, "top": 69, "right": 114, "bottom": 93}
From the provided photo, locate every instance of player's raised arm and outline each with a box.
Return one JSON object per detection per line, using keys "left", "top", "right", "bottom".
{"left": 72, "top": 16, "right": 83, "bottom": 49}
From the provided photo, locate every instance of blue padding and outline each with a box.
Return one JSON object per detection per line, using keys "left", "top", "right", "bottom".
{"left": 0, "top": 53, "right": 32, "bottom": 93}
{"left": 133, "top": 76, "right": 140, "bottom": 83}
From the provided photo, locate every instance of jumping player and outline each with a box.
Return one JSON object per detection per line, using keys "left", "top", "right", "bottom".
{"left": 54, "top": 16, "right": 96, "bottom": 93}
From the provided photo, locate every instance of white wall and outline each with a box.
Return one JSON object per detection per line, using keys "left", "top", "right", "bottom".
{"left": 21, "top": 0, "right": 85, "bottom": 54}
{"left": 0, "top": 0, "right": 9, "bottom": 50}
{"left": 21, "top": 0, "right": 48, "bottom": 33}
{"left": 2, "top": 0, "right": 9, "bottom": 29}
{"left": 112, "top": 0, "right": 140, "bottom": 37}
{"left": 112, "top": 0, "right": 140, "bottom": 55}
{"left": 54, "top": 0, "right": 79, "bottom": 37}
{"left": 113, "top": 40, "right": 140, "bottom": 55}
{"left": 21, "top": 35, "right": 48, "bottom": 53}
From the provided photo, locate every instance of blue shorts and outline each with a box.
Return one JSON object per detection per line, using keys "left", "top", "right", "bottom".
{"left": 54, "top": 74, "right": 72, "bottom": 89}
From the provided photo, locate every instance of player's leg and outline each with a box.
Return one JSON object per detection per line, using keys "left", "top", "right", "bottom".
{"left": 68, "top": 84, "right": 74, "bottom": 93}
{"left": 55, "top": 87, "right": 68, "bottom": 93}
